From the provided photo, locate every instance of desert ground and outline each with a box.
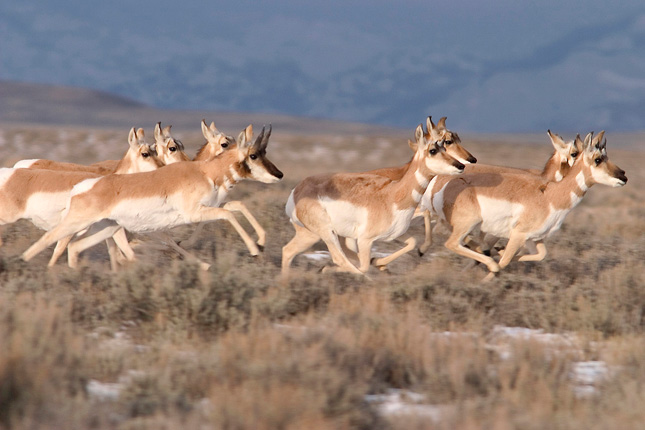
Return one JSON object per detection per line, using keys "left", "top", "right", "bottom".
{"left": 0, "top": 121, "right": 644, "bottom": 429}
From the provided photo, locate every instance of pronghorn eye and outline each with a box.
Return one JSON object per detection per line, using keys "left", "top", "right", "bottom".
{"left": 250, "top": 153, "right": 258, "bottom": 160}
{"left": 169, "top": 146, "right": 177, "bottom": 152}
{"left": 594, "top": 157, "right": 602, "bottom": 165}
{"left": 571, "top": 152, "right": 579, "bottom": 158}
{"left": 444, "top": 140, "right": 453, "bottom": 145}
{"left": 142, "top": 152, "right": 150, "bottom": 158}
{"left": 429, "top": 149, "right": 438, "bottom": 155}
{"left": 221, "top": 142, "right": 228, "bottom": 148}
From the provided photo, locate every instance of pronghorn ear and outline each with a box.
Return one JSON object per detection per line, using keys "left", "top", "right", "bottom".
{"left": 437, "top": 116, "right": 447, "bottom": 129}
{"left": 201, "top": 119, "right": 211, "bottom": 140}
{"left": 245, "top": 124, "right": 254, "bottom": 143}
{"left": 583, "top": 132, "right": 594, "bottom": 152}
{"left": 414, "top": 124, "right": 425, "bottom": 146}
{"left": 162, "top": 125, "right": 172, "bottom": 138}
{"left": 407, "top": 139, "right": 418, "bottom": 152}
{"left": 592, "top": 130, "right": 605, "bottom": 148}
{"left": 128, "top": 127, "right": 139, "bottom": 149}
{"left": 426, "top": 116, "right": 435, "bottom": 133}
{"left": 547, "top": 129, "right": 567, "bottom": 151}
{"left": 154, "top": 122, "right": 163, "bottom": 142}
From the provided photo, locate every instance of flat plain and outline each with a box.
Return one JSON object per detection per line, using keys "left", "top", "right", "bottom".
{"left": 0, "top": 120, "right": 644, "bottom": 429}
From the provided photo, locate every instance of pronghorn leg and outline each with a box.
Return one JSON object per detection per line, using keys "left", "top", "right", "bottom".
{"left": 356, "top": 238, "right": 376, "bottom": 273}
{"left": 111, "top": 227, "right": 136, "bottom": 264}
{"left": 22, "top": 216, "right": 96, "bottom": 262}
{"left": 444, "top": 224, "right": 500, "bottom": 274}
{"left": 149, "top": 231, "right": 211, "bottom": 271}
{"left": 180, "top": 222, "right": 205, "bottom": 248}
{"left": 418, "top": 210, "right": 433, "bottom": 255}
{"left": 191, "top": 206, "right": 260, "bottom": 256}
{"left": 281, "top": 223, "right": 322, "bottom": 276}
{"left": 517, "top": 240, "right": 547, "bottom": 262}
{"left": 48, "top": 236, "right": 74, "bottom": 267}
{"left": 371, "top": 236, "right": 417, "bottom": 270}
{"left": 222, "top": 201, "right": 267, "bottom": 249}
{"left": 344, "top": 237, "right": 358, "bottom": 254}
{"left": 105, "top": 238, "right": 122, "bottom": 272}
{"left": 481, "top": 231, "right": 527, "bottom": 282}
{"left": 67, "top": 224, "right": 123, "bottom": 268}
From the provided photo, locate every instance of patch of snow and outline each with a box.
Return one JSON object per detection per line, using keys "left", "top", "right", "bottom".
{"left": 302, "top": 251, "right": 331, "bottom": 261}
{"left": 365, "top": 389, "right": 450, "bottom": 422}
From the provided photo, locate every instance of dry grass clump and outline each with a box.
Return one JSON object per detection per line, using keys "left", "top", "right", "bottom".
{"left": 0, "top": 124, "right": 644, "bottom": 428}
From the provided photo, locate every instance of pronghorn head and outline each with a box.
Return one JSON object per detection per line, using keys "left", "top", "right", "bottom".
{"left": 546, "top": 129, "right": 578, "bottom": 168}
{"left": 424, "top": 116, "right": 477, "bottom": 164}
{"left": 236, "top": 124, "right": 283, "bottom": 183}
{"left": 578, "top": 131, "right": 627, "bottom": 187}
{"left": 413, "top": 123, "right": 465, "bottom": 175}
{"left": 195, "top": 119, "right": 236, "bottom": 161}
{"left": 124, "top": 127, "right": 164, "bottom": 172}
{"left": 153, "top": 122, "right": 190, "bottom": 164}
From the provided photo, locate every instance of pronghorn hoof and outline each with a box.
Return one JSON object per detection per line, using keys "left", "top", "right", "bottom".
{"left": 257, "top": 244, "right": 265, "bottom": 252}
{"left": 377, "top": 265, "right": 389, "bottom": 273}
{"left": 417, "top": 249, "right": 424, "bottom": 257}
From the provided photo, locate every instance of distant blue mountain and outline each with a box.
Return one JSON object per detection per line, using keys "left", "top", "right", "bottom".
{"left": 2, "top": 2, "right": 645, "bottom": 132}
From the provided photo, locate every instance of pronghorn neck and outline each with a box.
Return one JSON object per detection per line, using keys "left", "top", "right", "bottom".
{"left": 540, "top": 151, "right": 568, "bottom": 182}
{"left": 391, "top": 151, "right": 433, "bottom": 209}
{"left": 543, "top": 159, "right": 588, "bottom": 209}
{"left": 202, "top": 149, "right": 246, "bottom": 189}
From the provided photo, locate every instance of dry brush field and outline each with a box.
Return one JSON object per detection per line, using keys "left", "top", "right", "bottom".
{"left": 0, "top": 122, "right": 644, "bottom": 429}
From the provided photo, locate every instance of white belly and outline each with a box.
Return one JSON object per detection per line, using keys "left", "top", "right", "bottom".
{"left": 477, "top": 195, "right": 524, "bottom": 239}
{"left": 24, "top": 191, "right": 71, "bottom": 230}
{"left": 110, "top": 195, "right": 191, "bottom": 233}
{"left": 528, "top": 206, "right": 570, "bottom": 240}
{"left": 377, "top": 207, "right": 415, "bottom": 241}
{"left": 319, "top": 197, "right": 368, "bottom": 239}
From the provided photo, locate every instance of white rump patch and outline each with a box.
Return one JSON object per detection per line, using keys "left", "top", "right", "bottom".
{"left": 285, "top": 190, "right": 303, "bottom": 227}
{"left": 71, "top": 177, "right": 102, "bottom": 197}
{"left": 24, "top": 191, "right": 73, "bottom": 230}
{"left": 0, "top": 168, "right": 16, "bottom": 189}
{"left": 13, "top": 159, "right": 39, "bottom": 169}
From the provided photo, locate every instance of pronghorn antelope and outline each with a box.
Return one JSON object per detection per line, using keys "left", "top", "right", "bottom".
{"left": 45, "top": 122, "right": 196, "bottom": 269}
{"left": 415, "top": 129, "right": 581, "bottom": 256}
{"left": 0, "top": 128, "right": 161, "bottom": 262}
{"left": 13, "top": 128, "right": 158, "bottom": 174}
{"left": 51, "top": 121, "right": 271, "bottom": 270}
{"left": 281, "top": 124, "right": 465, "bottom": 277}
{"left": 342, "top": 116, "right": 476, "bottom": 257}
{"left": 428, "top": 132, "right": 627, "bottom": 281}
{"left": 21, "top": 126, "right": 283, "bottom": 265}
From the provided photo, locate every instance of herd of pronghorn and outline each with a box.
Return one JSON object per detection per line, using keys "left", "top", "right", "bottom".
{"left": 1, "top": 116, "right": 628, "bottom": 282}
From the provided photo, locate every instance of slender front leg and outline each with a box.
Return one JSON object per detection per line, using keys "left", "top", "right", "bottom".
{"left": 191, "top": 206, "right": 260, "bottom": 256}
{"left": 418, "top": 209, "right": 433, "bottom": 255}
{"left": 149, "top": 231, "right": 211, "bottom": 271}
{"left": 371, "top": 236, "right": 417, "bottom": 270}
{"left": 222, "top": 201, "right": 267, "bottom": 249}
{"left": 517, "top": 240, "right": 547, "bottom": 262}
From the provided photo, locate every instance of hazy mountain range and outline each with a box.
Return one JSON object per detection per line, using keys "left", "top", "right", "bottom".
{"left": 2, "top": 1, "right": 645, "bottom": 133}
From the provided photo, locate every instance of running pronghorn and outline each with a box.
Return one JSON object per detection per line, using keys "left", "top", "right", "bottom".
{"left": 343, "top": 115, "right": 476, "bottom": 257}
{"left": 52, "top": 121, "right": 268, "bottom": 270}
{"left": 45, "top": 122, "right": 197, "bottom": 269}
{"left": 13, "top": 128, "right": 159, "bottom": 174}
{"left": 281, "top": 124, "right": 465, "bottom": 278}
{"left": 428, "top": 132, "right": 627, "bottom": 281}
{"left": 21, "top": 126, "right": 283, "bottom": 265}
{"left": 415, "top": 129, "right": 581, "bottom": 256}
{"left": 0, "top": 128, "right": 162, "bottom": 265}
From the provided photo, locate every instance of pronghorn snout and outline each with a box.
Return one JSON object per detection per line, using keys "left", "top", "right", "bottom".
{"left": 615, "top": 167, "right": 627, "bottom": 185}
{"left": 466, "top": 155, "right": 478, "bottom": 164}
{"left": 454, "top": 160, "right": 466, "bottom": 173}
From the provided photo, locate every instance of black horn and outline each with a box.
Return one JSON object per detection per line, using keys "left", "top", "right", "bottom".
{"left": 260, "top": 124, "right": 272, "bottom": 150}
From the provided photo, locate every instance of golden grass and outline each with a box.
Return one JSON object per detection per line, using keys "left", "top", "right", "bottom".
{"left": 0, "top": 123, "right": 643, "bottom": 428}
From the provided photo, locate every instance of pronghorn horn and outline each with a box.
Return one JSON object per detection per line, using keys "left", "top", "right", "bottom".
{"left": 437, "top": 116, "right": 447, "bottom": 129}
{"left": 252, "top": 126, "right": 266, "bottom": 149}
{"left": 593, "top": 130, "right": 605, "bottom": 147}
{"left": 601, "top": 137, "right": 607, "bottom": 151}
{"left": 259, "top": 124, "right": 272, "bottom": 150}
